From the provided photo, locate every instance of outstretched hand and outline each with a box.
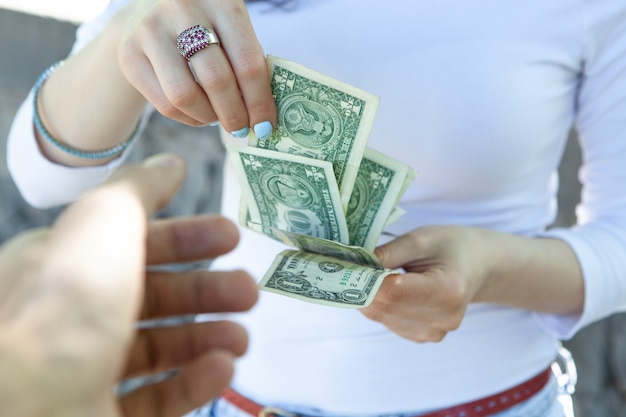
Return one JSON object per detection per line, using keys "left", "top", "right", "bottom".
{"left": 0, "top": 154, "right": 258, "bottom": 417}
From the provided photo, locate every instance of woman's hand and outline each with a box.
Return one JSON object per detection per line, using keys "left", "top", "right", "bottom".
{"left": 116, "top": 0, "right": 276, "bottom": 137}
{"left": 361, "top": 226, "right": 488, "bottom": 343}
{"left": 35, "top": 0, "right": 275, "bottom": 167}
{"left": 362, "top": 225, "right": 584, "bottom": 343}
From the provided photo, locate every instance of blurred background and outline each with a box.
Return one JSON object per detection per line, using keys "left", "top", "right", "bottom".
{"left": 0, "top": 2, "right": 623, "bottom": 416}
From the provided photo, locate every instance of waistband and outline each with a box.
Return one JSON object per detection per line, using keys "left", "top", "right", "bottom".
{"left": 220, "top": 367, "right": 552, "bottom": 417}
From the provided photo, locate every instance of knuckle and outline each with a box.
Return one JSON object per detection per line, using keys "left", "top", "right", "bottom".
{"left": 235, "top": 51, "right": 267, "bottom": 81}
{"left": 232, "top": 0, "right": 249, "bottom": 15}
{"left": 399, "top": 329, "right": 428, "bottom": 343}
{"left": 438, "top": 297, "right": 466, "bottom": 332}
{"left": 360, "top": 305, "right": 384, "bottom": 323}
{"left": 195, "top": 64, "right": 231, "bottom": 92}
{"left": 221, "top": 113, "right": 249, "bottom": 130}
{"left": 440, "top": 313, "right": 463, "bottom": 332}
{"left": 138, "top": 12, "right": 161, "bottom": 33}
{"left": 408, "top": 229, "right": 427, "bottom": 247}
{"left": 429, "top": 330, "right": 448, "bottom": 343}
{"left": 117, "top": 40, "right": 145, "bottom": 74}
{"left": 378, "top": 274, "right": 405, "bottom": 303}
{"left": 153, "top": 98, "right": 179, "bottom": 119}
{"left": 374, "top": 245, "right": 391, "bottom": 265}
{"left": 165, "top": 82, "right": 196, "bottom": 109}
{"left": 442, "top": 277, "right": 468, "bottom": 309}
{"left": 216, "top": 0, "right": 249, "bottom": 18}
{"left": 408, "top": 329, "right": 447, "bottom": 343}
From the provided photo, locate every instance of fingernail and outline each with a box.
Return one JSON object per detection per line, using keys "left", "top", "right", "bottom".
{"left": 143, "top": 153, "right": 184, "bottom": 169}
{"left": 209, "top": 121, "right": 220, "bottom": 127}
{"left": 230, "top": 127, "right": 250, "bottom": 139}
{"left": 254, "top": 121, "right": 273, "bottom": 141}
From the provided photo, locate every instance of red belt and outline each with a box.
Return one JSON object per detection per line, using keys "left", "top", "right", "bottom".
{"left": 220, "top": 367, "right": 552, "bottom": 417}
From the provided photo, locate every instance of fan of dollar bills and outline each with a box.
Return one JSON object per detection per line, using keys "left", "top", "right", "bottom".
{"left": 228, "top": 56, "right": 417, "bottom": 308}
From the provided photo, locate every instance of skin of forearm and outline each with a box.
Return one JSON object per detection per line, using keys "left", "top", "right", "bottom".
{"left": 473, "top": 228, "right": 585, "bottom": 315}
{"left": 37, "top": 21, "right": 146, "bottom": 167}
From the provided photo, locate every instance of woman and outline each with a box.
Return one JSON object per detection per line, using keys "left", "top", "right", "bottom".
{"left": 7, "top": 0, "right": 626, "bottom": 415}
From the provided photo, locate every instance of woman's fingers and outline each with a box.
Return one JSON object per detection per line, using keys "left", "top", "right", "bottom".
{"left": 361, "top": 271, "right": 465, "bottom": 343}
{"left": 202, "top": 2, "right": 276, "bottom": 133}
{"left": 117, "top": 0, "right": 276, "bottom": 133}
{"left": 374, "top": 231, "right": 427, "bottom": 270}
{"left": 121, "top": 46, "right": 215, "bottom": 126}
{"left": 187, "top": 40, "right": 251, "bottom": 133}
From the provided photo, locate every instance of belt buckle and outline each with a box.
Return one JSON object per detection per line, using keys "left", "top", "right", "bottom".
{"left": 552, "top": 344, "right": 578, "bottom": 395}
{"left": 258, "top": 407, "right": 300, "bottom": 417}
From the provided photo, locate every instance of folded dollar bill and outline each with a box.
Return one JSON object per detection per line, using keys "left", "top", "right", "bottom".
{"left": 346, "top": 147, "right": 417, "bottom": 251}
{"left": 229, "top": 145, "right": 350, "bottom": 244}
{"left": 226, "top": 56, "right": 417, "bottom": 308}
{"left": 259, "top": 249, "right": 397, "bottom": 308}
{"left": 251, "top": 55, "right": 379, "bottom": 210}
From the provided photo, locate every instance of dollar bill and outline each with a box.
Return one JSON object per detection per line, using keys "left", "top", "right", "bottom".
{"left": 385, "top": 207, "right": 407, "bottom": 228}
{"left": 346, "top": 148, "right": 417, "bottom": 251}
{"left": 228, "top": 146, "right": 350, "bottom": 244}
{"left": 246, "top": 222, "right": 383, "bottom": 268}
{"left": 259, "top": 249, "right": 398, "bottom": 308}
{"left": 251, "top": 55, "right": 380, "bottom": 210}
{"left": 226, "top": 56, "right": 420, "bottom": 308}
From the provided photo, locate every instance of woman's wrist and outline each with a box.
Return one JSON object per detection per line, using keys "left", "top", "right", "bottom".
{"left": 472, "top": 229, "right": 584, "bottom": 314}
{"left": 33, "top": 62, "right": 141, "bottom": 162}
{"left": 470, "top": 229, "right": 532, "bottom": 302}
{"left": 35, "top": 27, "right": 146, "bottom": 167}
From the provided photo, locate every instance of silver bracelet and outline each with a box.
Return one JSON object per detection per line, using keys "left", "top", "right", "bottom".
{"left": 33, "top": 61, "right": 140, "bottom": 160}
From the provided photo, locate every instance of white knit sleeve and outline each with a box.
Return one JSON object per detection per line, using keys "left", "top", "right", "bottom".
{"left": 534, "top": 1, "right": 626, "bottom": 339}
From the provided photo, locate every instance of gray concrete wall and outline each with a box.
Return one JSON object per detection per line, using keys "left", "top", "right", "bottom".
{"left": 0, "top": 9, "right": 77, "bottom": 87}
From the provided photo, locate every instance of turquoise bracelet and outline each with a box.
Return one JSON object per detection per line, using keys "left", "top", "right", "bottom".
{"left": 33, "top": 61, "right": 140, "bottom": 160}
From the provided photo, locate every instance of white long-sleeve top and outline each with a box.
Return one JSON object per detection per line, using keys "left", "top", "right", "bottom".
{"left": 7, "top": 0, "right": 626, "bottom": 414}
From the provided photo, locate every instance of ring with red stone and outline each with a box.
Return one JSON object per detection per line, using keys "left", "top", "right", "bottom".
{"left": 176, "top": 24, "right": 220, "bottom": 61}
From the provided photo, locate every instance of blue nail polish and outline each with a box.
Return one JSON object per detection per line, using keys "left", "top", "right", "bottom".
{"left": 254, "top": 121, "right": 273, "bottom": 141}
{"left": 230, "top": 127, "right": 250, "bottom": 139}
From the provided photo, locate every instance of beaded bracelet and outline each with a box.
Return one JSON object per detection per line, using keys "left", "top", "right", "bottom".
{"left": 33, "top": 61, "right": 141, "bottom": 160}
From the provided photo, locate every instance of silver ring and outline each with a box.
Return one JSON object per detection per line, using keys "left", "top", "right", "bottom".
{"left": 176, "top": 24, "right": 220, "bottom": 61}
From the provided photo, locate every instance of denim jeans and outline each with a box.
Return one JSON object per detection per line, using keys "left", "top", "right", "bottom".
{"left": 184, "top": 375, "right": 568, "bottom": 417}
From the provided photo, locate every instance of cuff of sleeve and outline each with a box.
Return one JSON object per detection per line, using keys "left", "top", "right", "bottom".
{"left": 7, "top": 89, "right": 140, "bottom": 209}
{"left": 533, "top": 226, "right": 625, "bottom": 340}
